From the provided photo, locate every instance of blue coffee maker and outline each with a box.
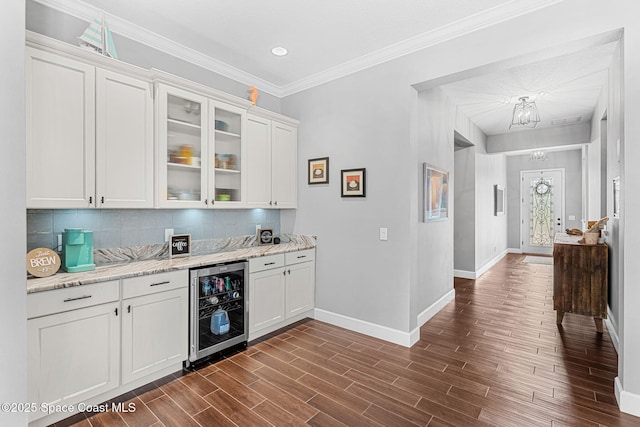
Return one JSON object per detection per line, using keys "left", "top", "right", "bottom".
{"left": 61, "top": 228, "right": 96, "bottom": 272}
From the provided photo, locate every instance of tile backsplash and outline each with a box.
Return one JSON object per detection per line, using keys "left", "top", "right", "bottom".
{"left": 27, "top": 209, "right": 280, "bottom": 252}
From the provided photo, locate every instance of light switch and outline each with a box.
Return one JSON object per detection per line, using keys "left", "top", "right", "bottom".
{"left": 379, "top": 227, "right": 388, "bottom": 241}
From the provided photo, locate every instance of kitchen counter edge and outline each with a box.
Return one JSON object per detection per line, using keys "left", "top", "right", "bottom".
{"left": 27, "top": 239, "right": 316, "bottom": 294}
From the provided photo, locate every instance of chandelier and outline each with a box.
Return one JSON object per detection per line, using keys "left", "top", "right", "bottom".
{"left": 529, "top": 150, "right": 548, "bottom": 161}
{"left": 509, "top": 96, "right": 540, "bottom": 129}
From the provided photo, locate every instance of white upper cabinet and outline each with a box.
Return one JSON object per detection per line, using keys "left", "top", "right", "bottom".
{"left": 26, "top": 48, "right": 95, "bottom": 208}
{"left": 96, "top": 69, "right": 154, "bottom": 208}
{"left": 156, "top": 84, "right": 247, "bottom": 208}
{"left": 246, "top": 112, "right": 298, "bottom": 208}
{"left": 26, "top": 47, "right": 153, "bottom": 209}
{"left": 25, "top": 33, "right": 298, "bottom": 211}
{"left": 271, "top": 121, "right": 297, "bottom": 209}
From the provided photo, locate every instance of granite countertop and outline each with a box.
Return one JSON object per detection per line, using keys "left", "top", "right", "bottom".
{"left": 27, "top": 234, "right": 316, "bottom": 294}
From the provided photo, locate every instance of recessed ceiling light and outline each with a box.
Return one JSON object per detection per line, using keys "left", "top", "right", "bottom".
{"left": 271, "top": 46, "right": 288, "bottom": 56}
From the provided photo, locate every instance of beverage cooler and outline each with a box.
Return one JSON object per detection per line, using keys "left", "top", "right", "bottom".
{"left": 188, "top": 261, "right": 248, "bottom": 365}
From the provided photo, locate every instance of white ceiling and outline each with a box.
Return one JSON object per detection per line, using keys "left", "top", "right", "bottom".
{"left": 440, "top": 42, "right": 617, "bottom": 135}
{"left": 35, "top": 0, "right": 616, "bottom": 136}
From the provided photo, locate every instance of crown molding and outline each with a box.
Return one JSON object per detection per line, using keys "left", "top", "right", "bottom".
{"left": 278, "top": 0, "right": 563, "bottom": 96}
{"left": 31, "top": 0, "right": 282, "bottom": 97}
{"left": 33, "top": 0, "right": 562, "bottom": 98}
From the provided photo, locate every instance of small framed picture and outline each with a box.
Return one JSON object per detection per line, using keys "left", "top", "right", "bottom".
{"left": 494, "top": 184, "right": 505, "bottom": 216}
{"left": 341, "top": 168, "right": 366, "bottom": 197}
{"left": 170, "top": 234, "right": 191, "bottom": 258}
{"left": 424, "top": 163, "right": 448, "bottom": 222}
{"left": 257, "top": 228, "right": 274, "bottom": 245}
{"left": 308, "top": 157, "right": 329, "bottom": 184}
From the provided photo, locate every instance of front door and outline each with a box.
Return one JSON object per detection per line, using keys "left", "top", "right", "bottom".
{"left": 521, "top": 169, "right": 564, "bottom": 255}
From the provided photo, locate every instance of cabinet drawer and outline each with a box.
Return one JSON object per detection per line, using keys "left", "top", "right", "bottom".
{"left": 249, "top": 254, "right": 285, "bottom": 273}
{"left": 285, "top": 249, "right": 315, "bottom": 265}
{"left": 27, "top": 280, "right": 120, "bottom": 319}
{"left": 122, "top": 270, "right": 187, "bottom": 299}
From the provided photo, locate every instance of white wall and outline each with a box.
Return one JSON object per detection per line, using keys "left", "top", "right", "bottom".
{"left": 0, "top": 1, "right": 27, "bottom": 426}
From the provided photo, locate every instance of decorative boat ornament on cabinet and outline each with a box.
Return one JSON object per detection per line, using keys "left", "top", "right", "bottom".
{"left": 78, "top": 12, "right": 118, "bottom": 59}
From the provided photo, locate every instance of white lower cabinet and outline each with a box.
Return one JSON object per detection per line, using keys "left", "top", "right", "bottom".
{"left": 285, "top": 253, "right": 315, "bottom": 319}
{"left": 121, "top": 271, "right": 188, "bottom": 384}
{"left": 248, "top": 249, "right": 315, "bottom": 340}
{"left": 27, "top": 281, "right": 121, "bottom": 423}
{"left": 27, "top": 271, "right": 188, "bottom": 426}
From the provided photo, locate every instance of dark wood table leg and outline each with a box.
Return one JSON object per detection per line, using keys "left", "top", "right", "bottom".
{"left": 556, "top": 311, "right": 565, "bottom": 325}
{"left": 594, "top": 317, "right": 604, "bottom": 333}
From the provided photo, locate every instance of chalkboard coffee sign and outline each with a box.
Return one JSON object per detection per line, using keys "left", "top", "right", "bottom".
{"left": 27, "top": 248, "right": 61, "bottom": 277}
{"left": 170, "top": 234, "right": 191, "bottom": 258}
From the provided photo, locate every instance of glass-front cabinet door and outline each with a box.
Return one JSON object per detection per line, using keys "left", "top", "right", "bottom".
{"left": 157, "top": 84, "right": 209, "bottom": 208}
{"left": 157, "top": 84, "right": 246, "bottom": 208}
{"left": 210, "top": 100, "right": 245, "bottom": 207}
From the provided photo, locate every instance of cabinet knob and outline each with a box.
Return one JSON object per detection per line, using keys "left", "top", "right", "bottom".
{"left": 274, "top": 201, "right": 278, "bottom": 206}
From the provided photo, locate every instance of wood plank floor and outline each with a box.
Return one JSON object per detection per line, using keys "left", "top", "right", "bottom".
{"left": 57, "top": 254, "right": 640, "bottom": 426}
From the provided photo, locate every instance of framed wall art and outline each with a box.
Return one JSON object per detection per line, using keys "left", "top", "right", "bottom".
{"left": 341, "top": 168, "right": 366, "bottom": 197}
{"left": 257, "top": 228, "right": 274, "bottom": 245}
{"left": 424, "top": 163, "right": 449, "bottom": 222}
{"left": 170, "top": 234, "right": 191, "bottom": 258}
{"left": 494, "top": 184, "right": 505, "bottom": 216}
{"left": 308, "top": 157, "right": 329, "bottom": 184}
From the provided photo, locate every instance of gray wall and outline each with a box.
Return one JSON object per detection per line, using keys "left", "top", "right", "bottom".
{"left": 281, "top": 66, "right": 415, "bottom": 332}
{"left": 454, "top": 146, "right": 475, "bottom": 272}
{"left": 1, "top": 1, "right": 27, "bottom": 426}
{"left": 506, "top": 149, "right": 583, "bottom": 249}
{"left": 475, "top": 153, "right": 508, "bottom": 269}
{"left": 415, "top": 88, "right": 455, "bottom": 325}
{"left": 487, "top": 122, "right": 591, "bottom": 153}
{"left": 590, "top": 41, "right": 623, "bottom": 346}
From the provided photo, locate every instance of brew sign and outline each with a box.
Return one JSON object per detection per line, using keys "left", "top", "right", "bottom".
{"left": 170, "top": 234, "right": 191, "bottom": 258}
{"left": 27, "top": 248, "right": 61, "bottom": 277}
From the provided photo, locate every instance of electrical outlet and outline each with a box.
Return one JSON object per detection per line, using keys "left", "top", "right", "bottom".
{"left": 256, "top": 224, "right": 261, "bottom": 233}
{"left": 379, "top": 227, "right": 388, "bottom": 241}
{"left": 164, "top": 228, "right": 174, "bottom": 242}
{"left": 57, "top": 234, "right": 62, "bottom": 250}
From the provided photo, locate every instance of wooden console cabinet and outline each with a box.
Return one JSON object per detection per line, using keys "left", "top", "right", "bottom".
{"left": 553, "top": 233, "right": 608, "bottom": 332}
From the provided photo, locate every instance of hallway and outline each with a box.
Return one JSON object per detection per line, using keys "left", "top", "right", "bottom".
{"left": 61, "top": 253, "right": 639, "bottom": 426}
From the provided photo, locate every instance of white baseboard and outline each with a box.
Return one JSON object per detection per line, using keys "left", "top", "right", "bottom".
{"left": 615, "top": 377, "right": 640, "bottom": 417}
{"left": 453, "top": 269, "right": 475, "bottom": 279}
{"left": 314, "top": 289, "right": 455, "bottom": 348}
{"left": 417, "top": 289, "right": 455, "bottom": 328}
{"left": 454, "top": 250, "right": 509, "bottom": 280}
{"left": 476, "top": 249, "right": 508, "bottom": 278}
{"left": 605, "top": 307, "right": 619, "bottom": 353}
{"left": 508, "top": 247, "right": 523, "bottom": 254}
